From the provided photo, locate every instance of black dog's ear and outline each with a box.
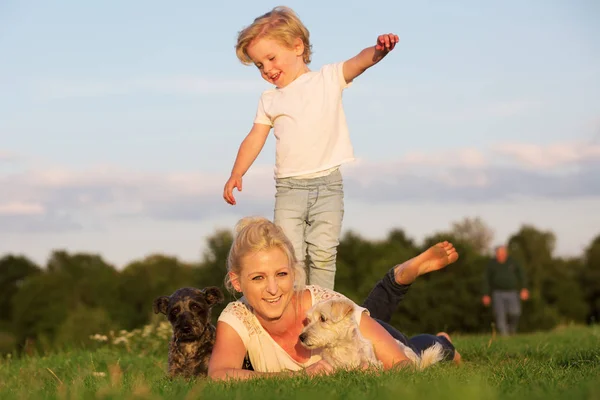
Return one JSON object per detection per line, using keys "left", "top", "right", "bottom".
{"left": 203, "top": 287, "right": 224, "bottom": 306}
{"left": 153, "top": 296, "right": 170, "bottom": 315}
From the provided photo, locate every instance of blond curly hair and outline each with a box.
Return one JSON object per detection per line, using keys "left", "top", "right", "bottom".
{"left": 235, "top": 6, "right": 312, "bottom": 65}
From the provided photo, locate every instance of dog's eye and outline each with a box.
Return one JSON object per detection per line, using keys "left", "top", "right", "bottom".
{"left": 190, "top": 304, "right": 201, "bottom": 313}
{"left": 320, "top": 315, "right": 327, "bottom": 323}
{"left": 170, "top": 307, "right": 180, "bottom": 317}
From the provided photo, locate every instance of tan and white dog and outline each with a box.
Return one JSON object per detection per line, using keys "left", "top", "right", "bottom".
{"left": 299, "top": 298, "right": 444, "bottom": 371}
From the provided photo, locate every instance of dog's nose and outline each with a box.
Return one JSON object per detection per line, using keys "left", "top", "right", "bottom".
{"left": 181, "top": 325, "right": 192, "bottom": 334}
{"left": 299, "top": 332, "right": 307, "bottom": 342}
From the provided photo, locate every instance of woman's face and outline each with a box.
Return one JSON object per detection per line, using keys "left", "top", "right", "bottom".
{"left": 231, "top": 246, "right": 296, "bottom": 323}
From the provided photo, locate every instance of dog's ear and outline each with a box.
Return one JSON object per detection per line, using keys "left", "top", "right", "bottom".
{"left": 329, "top": 299, "right": 355, "bottom": 323}
{"left": 153, "top": 296, "right": 170, "bottom": 315}
{"left": 203, "top": 286, "right": 225, "bottom": 306}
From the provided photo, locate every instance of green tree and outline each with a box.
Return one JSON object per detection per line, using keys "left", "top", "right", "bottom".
{"left": 541, "top": 257, "right": 587, "bottom": 324}
{"left": 507, "top": 225, "right": 560, "bottom": 331}
{"left": 196, "top": 229, "right": 233, "bottom": 289}
{"left": 450, "top": 217, "right": 495, "bottom": 256}
{"left": 46, "top": 251, "right": 121, "bottom": 317}
{"left": 391, "top": 232, "right": 488, "bottom": 335}
{"left": 11, "top": 250, "right": 121, "bottom": 351}
{"left": 54, "top": 305, "right": 115, "bottom": 349}
{"left": 336, "top": 231, "right": 377, "bottom": 302}
{"left": 11, "top": 271, "right": 71, "bottom": 352}
{"left": 195, "top": 229, "right": 236, "bottom": 323}
{"left": 582, "top": 234, "right": 600, "bottom": 324}
{"left": 0, "top": 255, "right": 41, "bottom": 329}
{"left": 508, "top": 225, "right": 556, "bottom": 293}
{"left": 117, "top": 254, "right": 196, "bottom": 329}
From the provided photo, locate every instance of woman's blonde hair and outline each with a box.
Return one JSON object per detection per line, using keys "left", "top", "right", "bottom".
{"left": 235, "top": 6, "right": 312, "bottom": 65}
{"left": 225, "top": 216, "right": 307, "bottom": 294}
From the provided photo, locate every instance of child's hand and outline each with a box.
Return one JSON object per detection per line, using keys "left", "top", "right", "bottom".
{"left": 375, "top": 33, "right": 399, "bottom": 52}
{"left": 223, "top": 174, "right": 243, "bottom": 205}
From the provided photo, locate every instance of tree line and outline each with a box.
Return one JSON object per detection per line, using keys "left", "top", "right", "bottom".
{"left": 1, "top": 217, "right": 598, "bottom": 355}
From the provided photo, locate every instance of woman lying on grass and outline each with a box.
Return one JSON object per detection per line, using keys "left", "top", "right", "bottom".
{"left": 208, "top": 217, "right": 462, "bottom": 380}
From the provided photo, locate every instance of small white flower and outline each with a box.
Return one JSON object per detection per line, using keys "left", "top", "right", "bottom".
{"left": 142, "top": 325, "right": 153, "bottom": 337}
{"left": 113, "top": 337, "right": 128, "bottom": 345}
{"left": 89, "top": 334, "right": 108, "bottom": 342}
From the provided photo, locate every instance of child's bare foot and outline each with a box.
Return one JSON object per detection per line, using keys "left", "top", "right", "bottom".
{"left": 394, "top": 241, "right": 459, "bottom": 285}
{"left": 436, "top": 332, "right": 462, "bottom": 365}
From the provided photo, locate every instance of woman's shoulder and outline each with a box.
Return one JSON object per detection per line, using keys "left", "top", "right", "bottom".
{"left": 306, "top": 285, "right": 368, "bottom": 320}
{"left": 218, "top": 298, "right": 264, "bottom": 337}
{"left": 220, "top": 298, "right": 252, "bottom": 319}
{"left": 306, "top": 285, "right": 348, "bottom": 303}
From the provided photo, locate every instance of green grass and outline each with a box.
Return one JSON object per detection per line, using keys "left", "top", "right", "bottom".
{"left": 1, "top": 325, "right": 599, "bottom": 400}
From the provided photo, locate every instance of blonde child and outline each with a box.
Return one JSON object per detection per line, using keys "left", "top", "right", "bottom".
{"left": 223, "top": 6, "right": 398, "bottom": 289}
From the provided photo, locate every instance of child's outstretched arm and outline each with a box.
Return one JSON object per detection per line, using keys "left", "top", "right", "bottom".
{"left": 223, "top": 123, "right": 271, "bottom": 205}
{"left": 343, "top": 33, "right": 399, "bottom": 84}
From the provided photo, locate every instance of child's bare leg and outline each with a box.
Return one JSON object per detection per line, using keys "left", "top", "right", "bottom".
{"left": 394, "top": 241, "right": 459, "bottom": 285}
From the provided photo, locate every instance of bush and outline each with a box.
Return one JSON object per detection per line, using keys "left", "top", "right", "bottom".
{"left": 54, "top": 305, "right": 116, "bottom": 349}
{"left": 0, "top": 331, "right": 16, "bottom": 355}
{"left": 90, "top": 315, "right": 172, "bottom": 356}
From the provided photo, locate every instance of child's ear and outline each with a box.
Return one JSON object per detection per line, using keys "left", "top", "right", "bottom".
{"left": 293, "top": 37, "right": 305, "bottom": 56}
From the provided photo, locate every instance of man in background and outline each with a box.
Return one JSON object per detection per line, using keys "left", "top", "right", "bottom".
{"left": 482, "top": 245, "right": 530, "bottom": 336}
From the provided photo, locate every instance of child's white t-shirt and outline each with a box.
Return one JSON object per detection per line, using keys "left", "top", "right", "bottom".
{"left": 217, "top": 285, "right": 368, "bottom": 373}
{"left": 254, "top": 62, "right": 355, "bottom": 179}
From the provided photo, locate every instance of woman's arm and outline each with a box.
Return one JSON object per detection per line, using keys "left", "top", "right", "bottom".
{"left": 208, "top": 321, "right": 336, "bottom": 380}
{"left": 208, "top": 321, "right": 265, "bottom": 381}
{"left": 359, "top": 314, "right": 412, "bottom": 369}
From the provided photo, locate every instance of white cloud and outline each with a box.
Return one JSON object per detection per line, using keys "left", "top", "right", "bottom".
{"left": 401, "top": 147, "right": 488, "bottom": 168}
{"left": 4, "top": 196, "right": 598, "bottom": 268}
{"left": 0, "top": 202, "right": 44, "bottom": 216}
{"left": 0, "top": 163, "right": 274, "bottom": 232}
{"left": 494, "top": 141, "right": 600, "bottom": 169}
{"left": 1, "top": 140, "right": 599, "bottom": 234}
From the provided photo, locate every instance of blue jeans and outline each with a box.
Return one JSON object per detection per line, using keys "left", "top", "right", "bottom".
{"left": 363, "top": 268, "right": 456, "bottom": 361}
{"left": 274, "top": 169, "right": 344, "bottom": 290}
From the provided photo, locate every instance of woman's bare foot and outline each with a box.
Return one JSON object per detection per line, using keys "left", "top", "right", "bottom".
{"left": 394, "top": 241, "right": 459, "bottom": 285}
{"left": 437, "top": 331, "right": 462, "bottom": 365}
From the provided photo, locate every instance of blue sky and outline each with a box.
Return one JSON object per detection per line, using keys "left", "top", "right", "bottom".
{"left": 1, "top": 0, "right": 599, "bottom": 267}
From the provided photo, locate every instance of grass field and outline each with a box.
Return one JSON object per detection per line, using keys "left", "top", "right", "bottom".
{"left": 1, "top": 325, "right": 599, "bottom": 400}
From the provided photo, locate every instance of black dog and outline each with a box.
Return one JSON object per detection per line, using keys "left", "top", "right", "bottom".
{"left": 153, "top": 286, "right": 224, "bottom": 378}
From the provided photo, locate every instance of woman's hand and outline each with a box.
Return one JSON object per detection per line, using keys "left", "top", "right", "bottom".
{"left": 303, "top": 359, "right": 335, "bottom": 376}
